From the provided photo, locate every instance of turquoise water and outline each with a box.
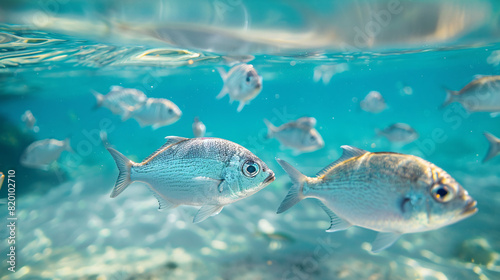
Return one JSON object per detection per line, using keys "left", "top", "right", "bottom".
{"left": 1, "top": 1, "right": 500, "bottom": 279}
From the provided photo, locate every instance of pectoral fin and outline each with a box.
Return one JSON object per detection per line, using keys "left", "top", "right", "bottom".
{"left": 237, "top": 101, "right": 246, "bottom": 112}
{"left": 316, "top": 201, "right": 352, "bottom": 232}
{"left": 371, "top": 232, "right": 401, "bottom": 253}
{"left": 193, "top": 204, "right": 224, "bottom": 223}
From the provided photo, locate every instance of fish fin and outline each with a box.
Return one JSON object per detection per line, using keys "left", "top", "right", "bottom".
{"left": 216, "top": 67, "right": 228, "bottom": 81}
{"left": 291, "top": 149, "right": 303, "bottom": 156}
{"left": 276, "top": 158, "right": 308, "bottom": 214}
{"left": 316, "top": 146, "right": 368, "bottom": 177}
{"left": 316, "top": 201, "right": 352, "bottom": 232}
{"left": 295, "top": 117, "right": 316, "bottom": 129}
{"left": 91, "top": 90, "right": 104, "bottom": 110}
{"left": 371, "top": 232, "right": 401, "bottom": 253}
{"left": 483, "top": 132, "right": 500, "bottom": 162}
{"left": 489, "top": 112, "right": 500, "bottom": 118}
{"left": 121, "top": 109, "right": 133, "bottom": 121}
{"left": 216, "top": 86, "right": 228, "bottom": 99}
{"left": 141, "top": 136, "right": 188, "bottom": 163}
{"left": 441, "top": 88, "right": 459, "bottom": 108}
{"left": 193, "top": 176, "right": 223, "bottom": 191}
{"left": 110, "top": 85, "right": 123, "bottom": 91}
{"left": 0, "top": 198, "right": 6, "bottom": 204}
{"left": 474, "top": 74, "right": 486, "bottom": 80}
{"left": 100, "top": 130, "right": 110, "bottom": 147}
{"left": 107, "top": 148, "right": 136, "bottom": 198}
{"left": 263, "top": 119, "right": 277, "bottom": 138}
{"left": 152, "top": 123, "right": 163, "bottom": 130}
{"left": 63, "top": 138, "right": 74, "bottom": 153}
{"left": 237, "top": 101, "right": 246, "bottom": 112}
{"left": 147, "top": 187, "right": 178, "bottom": 211}
{"left": 193, "top": 205, "right": 224, "bottom": 223}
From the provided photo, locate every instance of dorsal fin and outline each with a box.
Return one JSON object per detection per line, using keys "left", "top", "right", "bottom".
{"left": 141, "top": 136, "right": 188, "bottom": 164}
{"left": 316, "top": 145, "right": 368, "bottom": 177}
{"left": 295, "top": 117, "right": 316, "bottom": 129}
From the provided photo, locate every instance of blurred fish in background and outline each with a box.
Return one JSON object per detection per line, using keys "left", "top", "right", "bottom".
{"left": 92, "top": 86, "right": 147, "bottom": 119}
{"left": 443, "top": 75, "right": 500, "bottom": 113}
{"left": 264, "top": 117, "right": 324, "bottom": 154}
{"left": 216, "top": 64, "right": 263, "bottom": 112}
{"left": 192, "top": 117, "right": 206, "bottom": 138}
{"left": 124, "top": 97, "right": 182, "bottom": 129}
{"left": 376, "top": 123, "right": 418, "bottom": 144}
{"left": 21, "top": 110, "right": 39, "bottom": 133}
{"left": 360, "top": 91, "right": 387, "bottom": 113}
{"left": 20, "top": 138, "right": 73, "bottom": 170}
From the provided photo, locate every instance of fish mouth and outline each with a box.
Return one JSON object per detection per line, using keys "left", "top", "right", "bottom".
{"left": 264, "top": 171, "right": 275, "bottom": 184}
{"left": 461, "top": 200, "right": 478, "bottom": 217}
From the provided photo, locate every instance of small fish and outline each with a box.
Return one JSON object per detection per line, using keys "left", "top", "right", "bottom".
{"left": 276, "top": 146, "right": 477, "bottom": 252}
{"left": 376, "top": 123, "right": 418, "bottom": 144}
{"left": 21, "top": 110, "right": 39, "bottom": 132}
{"left": 360, "top": 91, "right": 387, "bottom": 113}
{"left": 443, "top": 76, "right": 500, "bottom": 112}
{"left": 125, "top": 98, "right": 182, "bottom": 129}
{"left": 107, "top": 136, "right": 275, "bottom": 223}
{"left": 92, "top": 86, "right": 147, "bottom": 118}
{"left": 20, "top": 138, "right": 73, "bottom": 170}
{"left": 264, "top": 117, "right": 324, "bottom": 153}
{"left": 192, "top": 117, "right": 206, "bottom": 138}
{"left": 483, "top": 132, "right": 500, "bottom": 162}
{"left": 216, "top": 64, "right": 263, "bottom": 112}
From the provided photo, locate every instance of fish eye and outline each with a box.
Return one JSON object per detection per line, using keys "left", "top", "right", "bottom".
{"left": 431, "top": 184, "right": 454, "bottom": 203}
{"left": 242, "top": 160, "right": 260, "bottom": 177}
{"left": 246, "top": 76, "right": 251, "bottom": 82}
{"left": 168, "top": 108, "right": 173, "bottom": 114}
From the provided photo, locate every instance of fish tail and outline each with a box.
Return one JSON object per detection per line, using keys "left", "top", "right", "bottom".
{"left": 263, "top": 119, "right": 276, "bottom": 138}
{"left": 91, "top": 90, "right": 104, "bottom": 110}
{"left": 63, "top": 138, "right": 74, "bottom": 153}
{"left": 216, "top": 67, "right": 228, "bottom": 81}
{"left": 483, "top": 132, "right": 500, "bottom": 162}
{"left": 276, "top": 158, "right": 308, "bottom": 214}
{"left": 107, "top": 148, "right": 136, "bottom": 198}
{"left": 441, "top": 88, "right": 458, "bottom": 108}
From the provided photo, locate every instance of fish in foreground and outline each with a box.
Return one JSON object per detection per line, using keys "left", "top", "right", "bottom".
{"left": 21, "top": 110, "right": 39, "bottom": 132}
{"left": 483, "top": 132, "right": 500, "bottom": 162}
{"left": 107, "top": 137, "right": 275, "bottom": 223}
{"left": 216, "top": 64, "right": 263, "bottom": 112}
{"left": 264, "top": 117, "right": 324, "bottom": 154}
{"left": 192, "top": 117, "right": 206, "bottom": 137}
{"left": 92, "top": 86, "right": 147, "bottom": 118}
{"left": 360, "top": 91, "right": 387, "bottom": 113}
{"left": 276, "top": 146, "right": 477, "bottom": 252}
{"left": 20, "top": 138, "right": 73, "bottom": 170}
{"left": 376, "top": 123, "right": 418, "bottom": 144}
{"left": 443, "top": 75, "right": 500, "bottom": 113}
{"left": 125, "top": 98, "right": 182, "bottom": 129}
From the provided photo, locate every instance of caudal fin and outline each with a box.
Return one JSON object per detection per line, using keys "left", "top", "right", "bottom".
{"left": 263, "top": 119, "right": 277, "bottom": 138}
{"left": 276, "top": 158, "right": 308, "bottom": 214}
{"left": 107, "top": 148, "right": 136, "bottom": 198}
{"left": 91, "top": 90, "right": 104, "bottom": 110}
{"left": 442, "top": 88, "right": 458, "bottom": 108}
{"left": 483, "top": 132, "right": 500, "bottom": 162}
{"left": 63, "top": 138, "right": 74, "bottom": 153}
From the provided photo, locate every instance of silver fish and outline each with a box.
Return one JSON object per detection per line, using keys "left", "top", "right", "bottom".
{"left": 376, "top": 123, "right": 418, "bottom": 144}
{"left": 192, "top": 117, "right": 206, "bottom": 138}
{"left": 483, "top": 132, "right": 500, "bottom": 162}
{"left": 360, "top": 91, "right": 387, "bottom": 113}
{"left": 443, "top": 75, "right": 500, "bottom": 112}
{"left": 107, "top": 136, "right": 275, "bottom": 223}
{"left": 125, "top": 98, "right": 182, "bottom": 129}
{"left": 216, "top": 64, "right": 263, "bottom": 112}
{"left": 20, "top": 138, "right": 72, "bottom": 170}
{"left": 264, "top": 117, "right": 324, "bottom": 153}
{"left": 21, "top": 110, "right": 39, "bottom": 132}
{"left": 92, "top": 86, "right": 147, "bottom": 118}
{"left": 276, "top": 146, "right": 477, "bottom": 252}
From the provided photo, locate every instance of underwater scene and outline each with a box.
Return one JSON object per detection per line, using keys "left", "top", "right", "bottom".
{"left": 1, "top": 0, "right": 500, "bottom": 279}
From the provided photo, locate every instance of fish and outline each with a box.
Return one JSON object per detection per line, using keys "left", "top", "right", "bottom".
{"left": 264, "top": 117, "right": 324, "bottom": 153}
{"left": 360, "top": 91, "right": 387, "bottom": 113}
{"left": 192, "top": 117, "right": 206, "bottom": 138}
{"left": 216, "top": 64, "right": 263, "bottom": 112}
{"left": 313, "top": 63, "right": 349, "bottom": 85}
{"left": 107, "top": 136, "right": 275, "bottom": 223}
{"left": 21, "top": 110, "right": 39, "bottom": 132}
{"left": 483, "top": 132, "right": 500, "bottom": 162}
{"left": 275, "top": 146, "right": 477, "bottom": 252}
{"left": 92, "top": 86, "right": 147, "bottom": 118}
{"left": 376, "top": 123, "right": 418, "bottom": 144}
{"left": 20, "top": 138, "right": 73, "bottom": 170}
{"left": 125, "top": 98, "right": 182, "bottom": 129}
{"left": 443, "top": 75, "right": 500, "bottom": 113}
